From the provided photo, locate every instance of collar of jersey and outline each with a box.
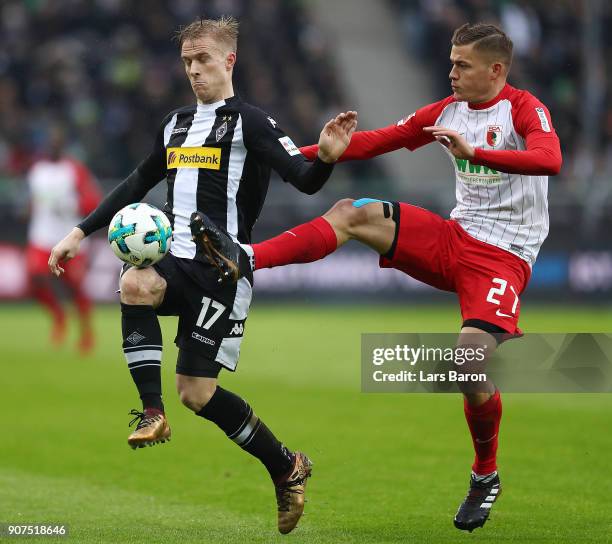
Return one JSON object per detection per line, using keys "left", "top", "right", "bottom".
{"left": 467, "top": 84, "right": 512, "bottom": 111}
{"left": 196, "top": 97, "right": 229, "bottom": 112}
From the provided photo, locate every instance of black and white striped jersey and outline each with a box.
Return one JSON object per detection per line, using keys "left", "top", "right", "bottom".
{"left": 78, "top": 95, "right": 334, "bottom": 258}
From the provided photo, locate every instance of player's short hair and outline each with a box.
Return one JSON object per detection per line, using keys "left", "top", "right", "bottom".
{"left": 175, "top": 15, "right": 239, "bottom": 53}
{"left": 451, "top": 23, "right": 513, "bottom": 67}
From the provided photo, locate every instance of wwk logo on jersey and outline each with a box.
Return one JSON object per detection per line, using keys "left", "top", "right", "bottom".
{"left": 278, "top": 136, "right": 301, "bottom": 156}
{"left": 486, "top": 125, "right": 502, "bottom": 148}
{"left": 167, "top": 147, "right": 221, "bottom": 170}
{"left": 454, "top": 158, "right": 501, "bottom": 186}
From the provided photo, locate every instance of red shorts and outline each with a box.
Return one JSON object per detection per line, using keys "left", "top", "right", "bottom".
{"left": 380, "top": 204, "right": 532, "bottom": 334}
{"left": 26, "top": 244, "right": 87, "bottom": 286}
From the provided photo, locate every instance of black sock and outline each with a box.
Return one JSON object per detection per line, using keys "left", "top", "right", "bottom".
{"left": 197, "top": 387, "right": 294, "bottom": 480}
{"left": 121, "top": 303, "right": 164, "bottom": 412}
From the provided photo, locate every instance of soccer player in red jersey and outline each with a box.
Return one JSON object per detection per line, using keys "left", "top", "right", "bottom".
{"left": 194, "top": 23, "right": 562, "bottom": 532}
{"left": 27, "top": 126, "right": 101, "bottom": 353}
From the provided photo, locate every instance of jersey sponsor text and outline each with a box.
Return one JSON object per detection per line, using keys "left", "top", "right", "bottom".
{"left": 166, "top": 147, "right": 221, "bottom": 169}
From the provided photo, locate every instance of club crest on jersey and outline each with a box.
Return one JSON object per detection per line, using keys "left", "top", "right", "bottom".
{"left": 216, "top": 121, "right": 228, "bottom": 142}
{"left": 486, "top": 125, "right": 502, "bottom": 148}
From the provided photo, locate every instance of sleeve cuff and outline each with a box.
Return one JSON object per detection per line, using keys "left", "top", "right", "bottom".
{"left": 76, "top": 222, "right": 93, "bottom": 237}
{"left": 313, "top": 155, "right": 335, "bottom": 170}
{"left": 473, "top": 147, "right": 486, "bottom": 162}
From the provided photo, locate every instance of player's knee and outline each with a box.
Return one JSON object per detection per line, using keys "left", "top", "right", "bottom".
{"left": 325, "top": 198, "right": 369, "bottom": 235}
{"left": 120, "top": 269, "right": 165, "bottom": 305}
{"left": 119, "top": 273, "right": 149, "bottom": 304}
{"left": 179, "top": 384, "right": 217, "bottom": 412}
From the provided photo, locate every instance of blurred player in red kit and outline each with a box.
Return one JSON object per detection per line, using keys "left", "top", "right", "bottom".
{"left": 27, "top": 126, "right": 101, "bottom": 353}
{"left": 196, "top": 23, "right": 562, "bottom": 532}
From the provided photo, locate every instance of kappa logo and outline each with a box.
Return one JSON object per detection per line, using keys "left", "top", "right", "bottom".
{"left": 172, "top": 127, "right": 188, "bottom": 134}
{"left": 229, "top": 323, "right": 244, "bottom": 336}
{"left": 216, "top": 121, "right": 228, "bottom": 142}
{"left": 486, "top": 125, "right": 502, "bottom": 148}
{"left": 267, "top": 116, "right": 277, "bottom": 128}
{"left": 191, "top": 331, "right": 216, "bottom": 346}
{"left": 126, "top": 331, "right": 146, "bottom": 345}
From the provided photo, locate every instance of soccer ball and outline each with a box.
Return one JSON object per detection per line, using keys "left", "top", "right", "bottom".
{"left": 108, "top": 203, "right": 172, "bottom": 267}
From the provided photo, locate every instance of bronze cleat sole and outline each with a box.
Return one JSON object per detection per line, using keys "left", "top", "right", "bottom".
{"left": 130, "top": 437, "right": 171, "bottom": 450}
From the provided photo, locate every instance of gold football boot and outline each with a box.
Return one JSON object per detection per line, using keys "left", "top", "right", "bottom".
{"left": 189, "top": 211, "right": 242, "bottom": 284}
{"left": 275, "top": 451, "right": 313, "bottom": 534}
{"left": 127, "top": 409, "right": 171, "bottom": 449}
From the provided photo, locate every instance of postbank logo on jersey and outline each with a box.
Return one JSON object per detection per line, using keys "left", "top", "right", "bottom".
{"left": 454, "top": 158, "right": 501, "bottom": 186}
{"left": 166, "top": 147, "right": 221, "bottom": 170}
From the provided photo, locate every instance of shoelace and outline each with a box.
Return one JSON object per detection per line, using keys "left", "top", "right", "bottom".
{"left": 196, "top": 232, "right": 232, "bottom": 282}
{"left": 128, "top": 409, "right": 158, "bottom": 430}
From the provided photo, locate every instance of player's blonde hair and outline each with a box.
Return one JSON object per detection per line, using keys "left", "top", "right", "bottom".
{"left": 452, "top": 23, "right": 513, "bottom": 67}
{"left": 175, "top": 15, "right": 239, "bottom": 53}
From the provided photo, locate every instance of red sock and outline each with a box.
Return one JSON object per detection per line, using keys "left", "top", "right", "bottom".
{"left": 32, "top": 285, "right": 66, "bottom": 344}
{"left": 463, "top": 390, "right": 502, "bottom": 475}
{"left": 32, "top": 285, "right": 64, "bottom": 321}
{"left": 75, "top": 291, "right": 94, "bottom": 354}
{"left": 252, "top": 217, "right": 337, "bottom": 270}
{"left": 73, "top": 289, "right": 92, "bottom": 330}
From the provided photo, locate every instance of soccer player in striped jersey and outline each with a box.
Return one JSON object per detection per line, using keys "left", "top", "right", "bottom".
{"left": 195, "top": 23, "right": 562, "bottom": 532}
{"left": 48, "top": 16, "right": 356, "bottom": 534}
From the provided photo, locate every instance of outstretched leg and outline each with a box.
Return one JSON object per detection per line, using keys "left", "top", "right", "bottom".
{"left": 251, "top": 198, "right": 397, "bottom": 270}
{"left": 190, "top": 199, "right": 398, "bottom": 281}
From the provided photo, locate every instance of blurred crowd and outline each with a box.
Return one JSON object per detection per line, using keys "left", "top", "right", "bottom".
{"left": 3, "top": 0, "right": 611, "bottom": 188}
{"left": 392, "top": 0, "right": 612, "bottom": 183}
{"left": 0, "top": 0, "right": 351, "bottom": 179}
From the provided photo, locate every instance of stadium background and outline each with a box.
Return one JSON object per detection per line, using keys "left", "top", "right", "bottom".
{"left": 1, "top": 1, "right": 611, "bottom": 543}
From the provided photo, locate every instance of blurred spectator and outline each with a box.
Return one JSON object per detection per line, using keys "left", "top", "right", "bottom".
{"left": 26, "top": 124, "right": 101, "bottom": 353}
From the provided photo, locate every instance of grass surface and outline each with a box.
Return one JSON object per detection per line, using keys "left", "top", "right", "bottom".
{"left": 1, "top": 303, "right": 611, "bottom": 543}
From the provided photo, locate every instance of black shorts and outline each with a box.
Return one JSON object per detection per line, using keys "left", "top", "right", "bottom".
{"left": 123, "top": 253, "right": 253, "bottom": 375}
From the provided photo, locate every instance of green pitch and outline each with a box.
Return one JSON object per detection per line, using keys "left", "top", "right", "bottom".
{"left": 2, "top": 303, "right": 611, "bottom": 543}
